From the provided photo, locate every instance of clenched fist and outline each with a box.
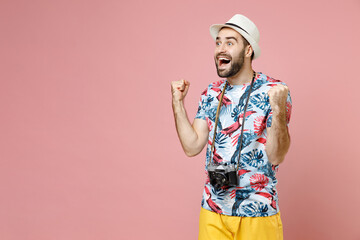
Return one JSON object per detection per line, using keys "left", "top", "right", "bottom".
{"left": 171, "top": 79, "right": 190, "bottom": 102}
{"left": 268, "top": 84, "right": 288, "bottom": 113}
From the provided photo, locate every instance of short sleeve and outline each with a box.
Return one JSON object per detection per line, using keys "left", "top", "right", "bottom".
{"left": 195, "top": 87, "right": 209, "bottom": 120}
{"left": 266, "top": 87, "right": 292, "bottom": 128}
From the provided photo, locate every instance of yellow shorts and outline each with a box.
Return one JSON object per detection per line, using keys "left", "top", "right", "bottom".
{"left": 198, "top": 207, "right": 283, "bottom": 240}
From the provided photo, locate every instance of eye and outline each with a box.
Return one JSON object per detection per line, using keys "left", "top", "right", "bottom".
{"left": 216, "top": 42, "right": 221, "bottom": 46}
{"left": 227, "top": 42, "right": 233, "bottom": 46}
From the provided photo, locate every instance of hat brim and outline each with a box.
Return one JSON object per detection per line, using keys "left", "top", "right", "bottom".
{"left": 210, "top": 24, "right": 261, "bottom": 59}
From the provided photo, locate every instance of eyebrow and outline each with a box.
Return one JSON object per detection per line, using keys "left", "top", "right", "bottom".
{"left": 216, "top": 36, "right": 238, "bottom": 42}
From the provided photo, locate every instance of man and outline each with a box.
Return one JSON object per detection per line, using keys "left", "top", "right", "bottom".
{"left": 171, "top": 14, "right": 292, "bottom": 240}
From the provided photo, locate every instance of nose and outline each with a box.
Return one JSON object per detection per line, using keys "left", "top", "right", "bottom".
{"left": 216, "top": 42, "right": 227, "bottom": 54}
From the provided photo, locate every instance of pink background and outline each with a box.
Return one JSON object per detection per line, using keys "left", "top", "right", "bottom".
{"left": 1, "top": 0, "right": 360, "bottom": 239}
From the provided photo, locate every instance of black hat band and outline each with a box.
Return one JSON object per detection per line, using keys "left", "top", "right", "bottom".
{"left": 225, "top": 23, "right": 249, "bottom": 35}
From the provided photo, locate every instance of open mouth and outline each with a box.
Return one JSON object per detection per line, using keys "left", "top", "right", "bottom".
{"left": 218, "top": 57, "right": 231, "bottom": 67}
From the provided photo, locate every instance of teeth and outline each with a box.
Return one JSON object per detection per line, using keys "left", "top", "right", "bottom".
{"left": 219, "top": 57, "right": 229, "bottom": 60}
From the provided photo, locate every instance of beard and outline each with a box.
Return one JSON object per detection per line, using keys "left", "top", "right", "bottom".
{"left": 215, "top": 48, "right": 245, "bottom": 78}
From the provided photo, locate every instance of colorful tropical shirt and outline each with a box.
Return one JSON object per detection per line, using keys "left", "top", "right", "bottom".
{"left": 195, "top": 72, "right": 292, "bottom": 217}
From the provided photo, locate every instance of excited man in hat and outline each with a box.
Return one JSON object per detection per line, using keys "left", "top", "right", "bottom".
{"left": 171, "top": 14, "right": 292, "bottom": 240}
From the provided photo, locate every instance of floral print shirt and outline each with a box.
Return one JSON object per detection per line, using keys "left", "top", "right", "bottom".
{"left": 195, "top": 72, "right": 292, "bottom": 217}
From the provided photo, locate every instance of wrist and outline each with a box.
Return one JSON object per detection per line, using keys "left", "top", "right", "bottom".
{"left": 271, "top": 108, "right": 287, "bottom": 125}
{"left": 271, "top": 104, "right": 286, "bottom": 115}
{"left": 172, "top": 98, "right": 184, "bottom": 106}
{"left": 172, "top": 99, "right": 185, "bottom": 112}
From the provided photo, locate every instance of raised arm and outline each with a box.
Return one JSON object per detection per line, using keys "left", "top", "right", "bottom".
{"left": 265, "top": 84, "right": 291, "bottom": 165}
{"left": 171, "top": 79, "right": 209, "bottom": 157}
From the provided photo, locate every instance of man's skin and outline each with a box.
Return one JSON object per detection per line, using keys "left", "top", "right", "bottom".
{"left": 171, "top": 27, "right": 290, "bottom": 165}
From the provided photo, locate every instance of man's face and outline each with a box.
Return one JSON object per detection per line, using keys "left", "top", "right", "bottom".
{"left": 214, "top": 27, "right": 246, "bottom": 78}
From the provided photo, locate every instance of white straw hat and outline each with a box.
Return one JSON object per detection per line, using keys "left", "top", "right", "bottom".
{"left": 210, "top": 14, "right": 261, "bottom": 59}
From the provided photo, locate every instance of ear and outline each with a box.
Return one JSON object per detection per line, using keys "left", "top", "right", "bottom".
{"left": 245, "top": 45, "right": 253, "bottom": 58}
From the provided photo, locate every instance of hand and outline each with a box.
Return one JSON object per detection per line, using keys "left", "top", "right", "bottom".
{"left": 171, "top": 79, "right": 190, "bottom": 102}
{"left": 268, "top": 84, "right": 288, "bottom": 113}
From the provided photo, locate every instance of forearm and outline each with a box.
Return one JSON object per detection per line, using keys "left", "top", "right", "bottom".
{"left": 172, "top": 100, "right": 206, "bottom": 156}
{"left": 265, "top": 109, "right": 290, "bottom": 165}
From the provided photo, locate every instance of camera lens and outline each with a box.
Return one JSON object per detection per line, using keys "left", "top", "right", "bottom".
{"left": 215, "top": 173, "right": 227, "bottom": 184}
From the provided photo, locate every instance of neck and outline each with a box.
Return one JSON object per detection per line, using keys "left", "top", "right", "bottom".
{"left": 227, "top": 65, "right": 255, "bottom": 85}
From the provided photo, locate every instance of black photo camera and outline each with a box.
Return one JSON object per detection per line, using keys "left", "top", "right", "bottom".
{"left": 208, "top": 163, "right": 238, "bottom": 190}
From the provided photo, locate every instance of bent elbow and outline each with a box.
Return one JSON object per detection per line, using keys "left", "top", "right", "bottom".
{"left": 266, "top": 148, "right": 288, "bottom": 165}
{"left": 268, "top": 155, "right": 285, "bottom": 166}
{"left": 182, "top": 140, "right": 206, "bottom": 157}
{"left": 184, "top": 150, "right": 200, "bottom": 157}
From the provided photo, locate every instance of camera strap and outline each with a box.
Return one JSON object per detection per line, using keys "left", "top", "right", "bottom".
{"left": 209, "top": 71, "right": 256, "bottom": 170}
